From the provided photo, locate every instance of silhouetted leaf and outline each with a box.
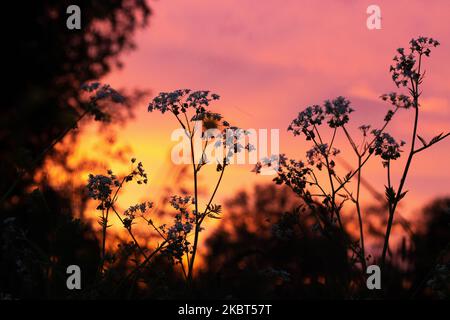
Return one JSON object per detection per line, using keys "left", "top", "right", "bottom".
{"left": 429, "top": 132, "right": 444, "bottom": 145}
{"left": 398, "top": 190, "right": 408, "bottom": 201}
{"left": 385, "top": 186, "right": 396, "bottom": 203}
{"left": 417, "top": 135, "right": 427, "bottom": 147}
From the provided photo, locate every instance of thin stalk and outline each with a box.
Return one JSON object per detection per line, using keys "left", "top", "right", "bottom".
{"left": 381, "top": 55, "right": 423, "bottom": 266}
{"left": 342, "top": 125, "right": 366, "bottom": 269}
{"left": 99, "top": 205, "right": 109, "bottom": 273}
{"left": 381, "top": 102, "right": 419, "bottom": 266}
{"left": 187, "top": 120, "right": 199, "bottom": 281}
{"left": 355, "top": 156, "right": 367, "bottom": 270}
{"left": 199, "top": 165, "right": 226, "bottom": 225}
{"left": 111, "top": 206, "right": 148, "bottom": 259}
{"left": 309, "top": 128, "right": 366, "bottom": 269}
{"left": 113, "top": 240, "right": 168, "bottom": 294}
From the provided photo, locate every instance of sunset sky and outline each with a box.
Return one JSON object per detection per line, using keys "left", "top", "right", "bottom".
{"left": 64, "top": 0, "right": 450, "bottom": 250}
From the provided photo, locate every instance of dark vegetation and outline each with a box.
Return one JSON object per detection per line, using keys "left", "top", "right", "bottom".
{"left": 0, "top": 2, "right": 448, "bottom": 300}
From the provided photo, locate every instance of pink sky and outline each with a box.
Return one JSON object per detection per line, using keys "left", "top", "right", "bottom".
{"left": 72, "top": 0, "right": 450, "bottom": 240}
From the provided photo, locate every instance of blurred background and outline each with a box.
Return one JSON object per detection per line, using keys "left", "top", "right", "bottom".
{"left": 0, "top": 0, "right": 449, "bottom": 299}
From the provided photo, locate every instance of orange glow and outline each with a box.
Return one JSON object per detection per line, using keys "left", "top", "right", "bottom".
{"left": 44, "top": 0, "right": 450, "bottom": 267}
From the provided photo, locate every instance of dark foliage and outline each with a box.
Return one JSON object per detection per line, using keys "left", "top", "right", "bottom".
{"left": 0, "top": 0, "right": 150, "bottom": 299}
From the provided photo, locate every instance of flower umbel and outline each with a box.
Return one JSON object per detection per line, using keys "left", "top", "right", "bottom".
{"left": 390, "top": 37, "right": 440, "bottom": 87}
{"left": 288, "top": 96, "right": 354, "bottom": 139}
{"left": 370, "top": 130, "right": 405, "bottom": 161}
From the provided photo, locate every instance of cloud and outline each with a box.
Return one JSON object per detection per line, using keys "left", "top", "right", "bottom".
{"left": 420, "top": 97, "right": 449, "bottom": 114}
{"left": 348, "top": 84, "right": 381, "bottom": 102}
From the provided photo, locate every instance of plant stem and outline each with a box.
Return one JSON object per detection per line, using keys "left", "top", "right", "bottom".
{"left": 310, "top": 126, "right": 367, "bottom": 270}
{"left": 381, "top": 58, "right": 422, "bottom": 266}
{"left": 113, "top": 240, "right": 168, "bottom": 294}
{"left": 111, "top": 206, "right": 148, "bottom": 259}
{"left": 355, "top": 156, "right": 367, "bottom": 270}
{"left": 187, "top": 122, "right": 199, "bottom": 282}
{"left": 381, "top": 103, "right": 419, "bottom": 266}
{"left": 99, "top": 206, "right": 109, "bottom": 273}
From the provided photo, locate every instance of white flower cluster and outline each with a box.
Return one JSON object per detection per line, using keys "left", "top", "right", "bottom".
{"left": 305, "top": 144, "right": 339, "bottom": 170}
{"left": 158, "top": 195, "right": 197, "bottom": 263}
{"left": 147, "top": 89, "right": 220, "bottom": 118}
{"left": 370, "top": 130, "right": 405, "bottom": 161}
{"left": 288, "top": 96, "right": 354, "bottom": 139}
{"left": 123, "top": 201, "right": 154, "bottom": 229}
{"left": 87, "top": 174, "right": 113, "bottom": 201}
{"left": 380, "top": 92, "right": 412, "bottom": 109}
{"left": 80, "top": 82, "right": 126, "bottom": 122}
{"left": 81, "top": 82, "right": 125, "bottom": 103}
{"left": 390, "top": 37, "right": 439, "bottom": 87}
{"left": 87, "top": 158, "right": 149, "bottom": 207}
